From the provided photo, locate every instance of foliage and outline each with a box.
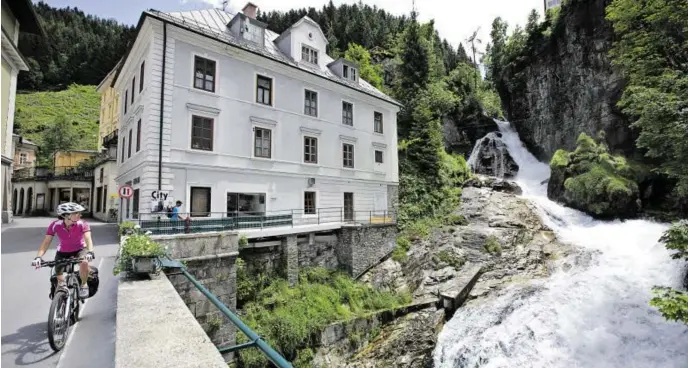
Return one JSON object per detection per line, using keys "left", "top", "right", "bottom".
{"left": 549, "top": 133, "right": 643, "bottom": 218}
{"left": 436, "top": 250, "right": 465, "bottom": 270}
{"left": 17, "top": 2, "right": 135, "bottom": 91}
{"left": 650, "top": 220, "right": 688, "bottom": 325}
{"left": 118, "top": 221, "right": 137, "bottom": 236}
{"left": 235, "top": 267, "right": 411, "bottom": 367}
{"left": 606, "top": 0, "right": 688, "bottom": 199}
{"left": 113, "top": 234, "right": 165, "bottom": 275}
{"left": 343, "top": 43, "right": 384, "bottom": 90}
{"left": 14, "top": 84, "right": 100, "bottom": 163}
{"left": 483, "top": 235, "right": 502, "bottom": 254}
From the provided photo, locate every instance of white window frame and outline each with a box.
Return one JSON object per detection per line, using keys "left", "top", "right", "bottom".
{"left": 303, "top": 135, "right": 318, "bottom": 164}
{"left": 303, "top": 87, "right": 319, "bottom": 118}
{"left": 374, "top": 111, "right": 384, "bottom": 134}
{"left": 301, "top": 43, "right": 319, "bottom": 65}
{"left": 302, "top": 190, "right": 319, "bottom": 218}
{"left": 254, "top": 71, "right": 275, "bottom": 107}
{"left": 341, "top": 99, "right": 354, "bottom": 126}
{"left": 250, "top": 117, "right": 277, "bottom": 160}
{"left": 186, "top": 103, "right": 220, "bottom": 152}
{"left": 190, "top": 52, "right": 219, "bottom": 94}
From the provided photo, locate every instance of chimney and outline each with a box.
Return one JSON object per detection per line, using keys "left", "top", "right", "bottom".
{"left": 242, "top": 2, "right": 258, "bottom": 19}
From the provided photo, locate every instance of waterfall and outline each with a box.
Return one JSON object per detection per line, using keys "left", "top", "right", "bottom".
{"left": 434, "top": 119, "right": 688, "bottom": 368}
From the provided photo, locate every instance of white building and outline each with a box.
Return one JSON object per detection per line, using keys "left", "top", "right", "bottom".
{"left": 111, "top": 3, "right": 401, "bottom": 225}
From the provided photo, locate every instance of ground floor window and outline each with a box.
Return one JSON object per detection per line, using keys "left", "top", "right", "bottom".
{"left": 344, "top": 192, "right": 354, "bottom": 221}
{"left": 304, "top": 191, "right": 316, "bottom": 215}
{"left": 226, "top": 192, "right": 265, "bottom": 216}
{"left": 96, "top": 187, "right": 103, "bottom": 212}
{"left": 190, "top": 186, "right": 211, "bottom": 217}
{"left": 132, "top": 189, "right": 139, "bottom": 219}
{"left": 73, "top": 188, "right": 90, "bottom": 212}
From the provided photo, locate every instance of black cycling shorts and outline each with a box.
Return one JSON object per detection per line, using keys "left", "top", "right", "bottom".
{"left": 54, "top": 248, "right": 87, "bottom": 275}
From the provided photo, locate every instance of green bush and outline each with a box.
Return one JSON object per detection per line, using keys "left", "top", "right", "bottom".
{"left": 118, "top": 221, "right": 137, "bottom": 236}
{"left": 483, "top": 235, "right": 502, "bottom": 254}
{"left": 236, "top": 267, "right": 411, "bottom": 367}
{"left": 113, "top": 234, "right": 165, "bottom": 275}
{"left": 436, "top": 250, "right": 465, "bottom": 269}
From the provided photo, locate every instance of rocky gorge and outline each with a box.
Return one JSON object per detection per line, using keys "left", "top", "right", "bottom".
{"left": 311, "top": 172, "right": 576, "bottom": 367}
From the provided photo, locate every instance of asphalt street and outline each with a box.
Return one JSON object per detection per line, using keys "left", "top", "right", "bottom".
{"left": 1, "top": 217, "right": 120, "bottom": 368}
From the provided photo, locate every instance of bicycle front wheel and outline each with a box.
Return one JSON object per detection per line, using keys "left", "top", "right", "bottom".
{"left": 47, "top": 289, "right": 71, "bottom": 352}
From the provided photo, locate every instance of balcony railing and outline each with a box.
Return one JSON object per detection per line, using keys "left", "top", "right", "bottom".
{"left": 133, "top": 207, "right": 397, "bottom": 235}
{"left": 102, "top": 129, "right": 119, "bottom": 148}
{"left": 12, "top": 166, "right": 95, "bottom": 182}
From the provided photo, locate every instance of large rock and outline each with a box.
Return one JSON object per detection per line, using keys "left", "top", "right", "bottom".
{"left": 547, "top": 133, "right": 642, "bottom": 219}
{"left": 496, "top": 0, "right": 633, "bottom": 161}
{"left": 320, "top": 175, "right": 572, "bottom": 366}
{"left": 467, "top": 132, "right": 519, "bottom": 178}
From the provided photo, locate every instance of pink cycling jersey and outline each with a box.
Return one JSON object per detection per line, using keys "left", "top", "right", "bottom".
{"left": 46, "top": 220, "right": 91, "bottom": 253}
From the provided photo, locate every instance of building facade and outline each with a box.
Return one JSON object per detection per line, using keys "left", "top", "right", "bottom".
{"left": 1, "top": 0, "right": 45, "bottom": 223}
{"left": 111, "top": 4, "right": 400, "bottom": 224}
{"left": 12, "top": 134, "right": 37, "bottom": 171}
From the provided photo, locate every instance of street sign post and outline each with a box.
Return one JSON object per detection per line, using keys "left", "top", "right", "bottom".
{"left": 118, "top": 185, "right": 134, "bottom": 199}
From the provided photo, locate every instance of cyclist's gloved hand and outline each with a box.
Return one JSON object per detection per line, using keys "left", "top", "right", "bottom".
{"left": 32, "top": 257, "right": 42, "bottom": 269}
{"left": 85, "top": 251, "right": 95, "bottom": 261}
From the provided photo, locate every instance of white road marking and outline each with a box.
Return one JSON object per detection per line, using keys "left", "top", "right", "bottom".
{"left": 55, "top": 257, "right": 104, "bottom": 368}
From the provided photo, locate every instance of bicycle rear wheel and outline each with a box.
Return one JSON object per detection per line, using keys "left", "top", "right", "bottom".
{"left": 47, "top": 289, "right": 71, "bottom": 352}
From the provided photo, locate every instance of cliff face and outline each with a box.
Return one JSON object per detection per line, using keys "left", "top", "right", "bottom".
{"left": 499, "top": 0, "right": 633, "bottom": 161}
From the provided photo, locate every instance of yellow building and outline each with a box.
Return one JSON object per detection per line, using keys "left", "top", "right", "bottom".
{"left": 96, "top": 60, "right": 122, "bottom": 150}
{"left": 1, "top": 0, "right": 45, "bottom": 223}
{"left": 54, "top": 150, "right": 99, "bottom": 172}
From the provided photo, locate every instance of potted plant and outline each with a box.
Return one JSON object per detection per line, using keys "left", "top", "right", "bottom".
{"left": 114, "top": 234, "right": 166, "bottom": 276}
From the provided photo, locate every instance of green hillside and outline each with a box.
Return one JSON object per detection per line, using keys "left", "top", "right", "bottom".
{"left": 14, "top": 84, "right": 100, "bottom": 163}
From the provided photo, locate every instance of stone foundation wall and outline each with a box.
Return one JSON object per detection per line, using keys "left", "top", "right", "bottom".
{"left": 298, "top": 233, "right": 339, "bottom": 270}
{"left": 339, "top": 224, "right": 397, "bottom": 278}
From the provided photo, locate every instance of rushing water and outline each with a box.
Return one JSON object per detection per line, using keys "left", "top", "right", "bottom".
{"left": 433, "top": 120, "right": 688, "bottom": 368}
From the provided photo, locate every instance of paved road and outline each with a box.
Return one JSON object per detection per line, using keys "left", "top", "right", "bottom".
{"left": 1, "top": 217, "right": 120, "bottom": 368}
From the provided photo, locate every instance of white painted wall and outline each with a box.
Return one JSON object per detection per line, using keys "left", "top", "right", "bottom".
{"left": 114, "top": 16, "right": 399, "bottom": 221}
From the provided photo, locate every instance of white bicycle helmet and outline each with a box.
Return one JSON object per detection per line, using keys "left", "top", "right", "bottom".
{"left": 56, "top": 202, "right": 86, "bottom": 217}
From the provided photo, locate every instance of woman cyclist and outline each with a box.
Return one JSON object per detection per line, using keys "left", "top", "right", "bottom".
{"left": 31, "top": 202, "right": 95, "bottom": 299}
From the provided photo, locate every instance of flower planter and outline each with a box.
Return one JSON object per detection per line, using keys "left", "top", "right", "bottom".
{"left": 130, "top": 256, "right": 159, "bottom": 274}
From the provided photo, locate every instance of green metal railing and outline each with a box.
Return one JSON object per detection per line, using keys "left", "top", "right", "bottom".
{"left": 159, "top": 256, "right": 293, "bottom": 368}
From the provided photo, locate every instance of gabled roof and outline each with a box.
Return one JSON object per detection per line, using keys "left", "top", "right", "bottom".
{"left": 113, "top": 8, "right": 401, "bottom": 107}
{"left": 272, "top": 16, "right": 327, "bottom": 45}
{"left": 5, "top": 0, "right": 47, "bottom": 38}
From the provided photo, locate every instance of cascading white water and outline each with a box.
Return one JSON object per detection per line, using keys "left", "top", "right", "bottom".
{"left": 433, "top": 120, "right": 688, "bottom": 368}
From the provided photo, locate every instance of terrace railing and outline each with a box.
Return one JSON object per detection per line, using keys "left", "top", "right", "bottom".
{"left": 134, "top": 207, "right": 397, "bottom": 235}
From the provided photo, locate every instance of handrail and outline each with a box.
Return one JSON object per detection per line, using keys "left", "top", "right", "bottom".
{"left": 159, "top": 256, "right": 293, "bottom": 368}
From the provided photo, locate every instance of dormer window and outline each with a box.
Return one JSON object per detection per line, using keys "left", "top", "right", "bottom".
{"left": 301, "top": 45, "right": 318, "bottom": 65}
{"left": 242, "top": 19, "right": 263, "bottom": 44}
{"left": 343, "top": 65, "right": 357, "bottom": 82}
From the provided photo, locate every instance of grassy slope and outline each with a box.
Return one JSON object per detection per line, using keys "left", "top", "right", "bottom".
{"left": 14, "top": 84, "right": 100, "bottom": 157}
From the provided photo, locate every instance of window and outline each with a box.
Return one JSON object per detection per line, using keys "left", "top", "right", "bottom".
{"left": 304, "top": 136, "right": 317, "bottom": 163}
{"left": 342, "top": 102, "right": 353, "bottom": 126}
{"left": 190, "top": 187, "right": 211, "bottom": 217}
{"left": 136, "top": 119, "right": 141, "bottom": 152}
{"left": 304, "top": 89, "right": 317, "bottom": 116}
{"left": 374, "top": 112, "right": 383, "bottom": 133}
{"left": 96, "top": 187, "right": 103, "bottom": 213}
{"left": 243, "top": 21, "right": 263, "bottom": 44}
{"left": 131, "top": 77, "right": 135, "bottom": 103}
{"left": 191, "top": 115, "right": 213, "bottom": 151}
{"left": 254, "top": 127, "right": 271, "bottom": 158}
{"left": 344, "top": 192, "right": 354, "bottom": 221}
{"left": 194, "top": 56, "right": 216, "bottom": 92}
{"left": 124, "top": 90, "right": 128, "bottom": 114}
{"left": 140, "top": 61, "right": 145, "bottom": 92}
{"left": 351, "top": 68, "right": 357, "bottom": 81}
{"left": 343, "top": 143, "right": 354, "bottom": 168}
{"left": 121, "top": 137, "right": 126, "bottom": 162}
{"left": 99, "top": 168, "right": 104, "bottom": 183}
{"left": 343, "top": 65, "right": 357, "bottom": 81}
{"left": 128, "top": 129, "right": 132, "bottom": 158}
{"left": 102, "top": 185, "right": 108, "bottom": 211}
{"left": 301, "top": 45, "right": 318, "bottom": 64}
{"left": 132, "top": 189, "right": 139, "bottom": 219}
{"left": 304, "top": 191, "right": 316, "bottom": 215}
{"left": 256, "top": 75, "right": 272, "bottom": 105}
{"left": 227, "top": 192, "right": 266, "bottom": 216}
{"left": 19, "top": 153, "right": 27, "bottom": 164}
{"left": 375, "top": 150, "right": 384, "bottom": 163}
{"left": 343, "top": 65, "right": 348, "bottom": 78}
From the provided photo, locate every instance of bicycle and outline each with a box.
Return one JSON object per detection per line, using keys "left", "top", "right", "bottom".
{"left": 40, "top": 257, "right": 87, "bottom": 352}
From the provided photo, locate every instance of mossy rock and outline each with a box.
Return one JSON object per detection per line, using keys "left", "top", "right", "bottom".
{"left": 547, "top": 132, "right": 642, "bottom": 219}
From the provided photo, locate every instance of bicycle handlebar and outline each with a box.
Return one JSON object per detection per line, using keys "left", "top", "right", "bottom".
{"left": 40, "top": 258, "right": 84, "bottom": 268}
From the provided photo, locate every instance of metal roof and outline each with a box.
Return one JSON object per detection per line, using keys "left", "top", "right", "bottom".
{"left": 145, "top": 8, "right": 401, "bottom": 107}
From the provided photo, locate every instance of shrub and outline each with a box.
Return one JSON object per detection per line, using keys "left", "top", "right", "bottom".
{"left": 113, "top": 234, "right": 165, "bottom": 275}
{"left": 483, "top": 235, "right": 502, "bottom": 254}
